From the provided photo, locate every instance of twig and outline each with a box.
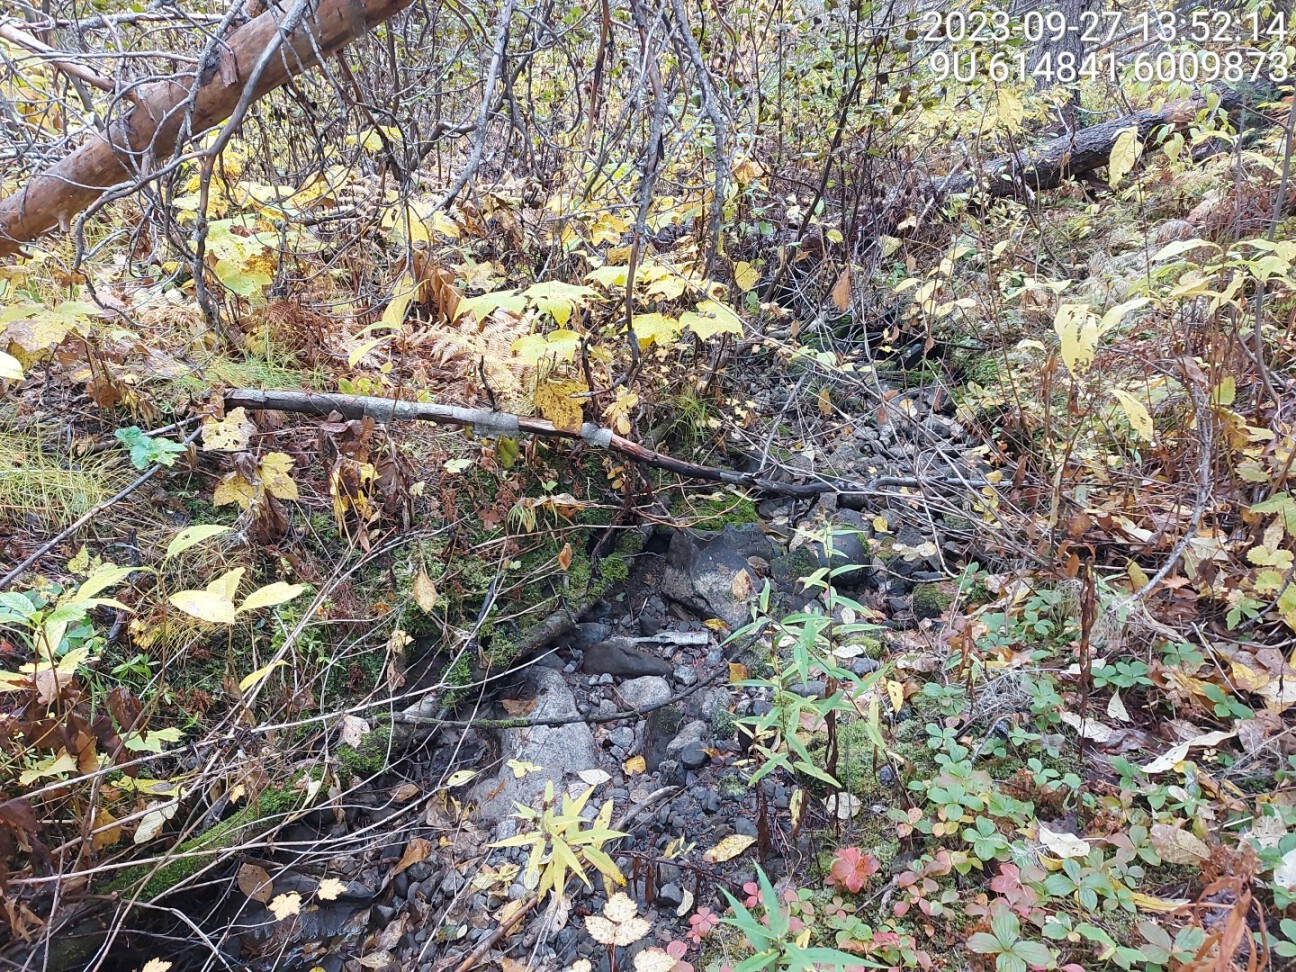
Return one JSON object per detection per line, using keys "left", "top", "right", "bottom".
{"left": 452, "top": 896, "right": 540, "bottom": 972}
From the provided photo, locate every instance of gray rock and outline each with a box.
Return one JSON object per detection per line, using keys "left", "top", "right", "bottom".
{"left": 470, "top": 667, "right": 598, "bottom": 821}
{"left": 666, "top": 720, "right": 708, "bottom": 758}
{"left": 808, "top": 509, "right": 873, "bottom": 585}
{"left": 657, "top": 883, "right": 685, "bottom": 909}
{"left": 661, "top": 525, "right": 777, "bottom": 631}
{"left": 734, "top": 817, "right": 758, "bottom": 837}
{"left": 582, "top": 638, "right": 673, "bottom": 678}
{"left": 572, "top": 622, "right": 613, "bottom": 649}
{"left": 609, "top": 726, "right": 635, "bottom": 749}
{"left": 679, "top": 743, "right": 709, "bottom": 769}
{"left": 619, "top": 676, "right": 672, "bottom": 710}
{"left": 673, "top": 665, "right": 698, "bottom": 686}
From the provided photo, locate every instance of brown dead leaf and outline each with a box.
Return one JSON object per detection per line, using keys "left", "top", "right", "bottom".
{"left": 237, "top": 863, "right": 274, "bottom": 903}
{"left": 392, "top": 837, "right": 432, "bottom": 875}
{"left": 501, "top": 698, "right": 536, "bottom": 717}
{"left": 390, "top": 782, "right": 422, "bottom": 802}
{"left": 830, "top": 267, "right": 851, "bottom": 311}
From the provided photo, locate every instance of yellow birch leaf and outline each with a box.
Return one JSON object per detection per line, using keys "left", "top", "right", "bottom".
{"left": 734, "top": 262, "right": 759, "bottom": 292}
{"left": 702, "top": 833, "right": 756, "bottom": 863}
{"left": 380, "top": 273, "right": 416, "bottom": 330}
{"left": 170, "top": 588, "right": 237, "bottom": 624}
{"left": 239, "top": 659, "right": 287, "bottom": 692}
{"left": 534, "top": 379, "right": 587, "bottom": 433}
{"left": 680, "top": 300, "right": 743, "bottom": 340}
{"left": 622, "top": 755, "right": 646, "bottom": 775}
{"left": 886, "top": 679, "right": 905, "bottom": 713}
{"left": 238, "top": 581, "right": 306, "bottom": 613}
{"left": 1054, "top": 303, "right": 1098, "bottom": 376}
{"left": 1108, "top": 127, "right": 1142, "bottom": 188}
{"left": 1111, "top": 388, "right": 1154, "bottom": 441}
{"left": 316, "top": 877, "right": 347, "bottom": 901}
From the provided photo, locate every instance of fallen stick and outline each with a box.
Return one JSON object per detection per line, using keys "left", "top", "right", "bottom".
{"left": 224, "top": 387, "right": 986, "bottom": 499}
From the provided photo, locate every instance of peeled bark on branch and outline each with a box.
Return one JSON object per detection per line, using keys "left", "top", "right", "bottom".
{"left": 0, "top": 0, "right": 414, "bottom": 258}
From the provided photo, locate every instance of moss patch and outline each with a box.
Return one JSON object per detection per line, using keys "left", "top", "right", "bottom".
{"left": 911, "top": 583, "right": 954, "bottom": 620}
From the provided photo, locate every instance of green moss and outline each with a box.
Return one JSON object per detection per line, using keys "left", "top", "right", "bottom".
{"left": 103, "top": 778, "right": 315, "bottom": 899}
{"left": 337, "top": 718, "right": 394, "bottom": 780}
{"left": 670, "top": 491, "right": 759, "bottom": 529}
{"left": 717, "top": 771, "right": 748, "bottom": 799}
{"left": 911, "top": 583, "right": 954, "bottom": 620}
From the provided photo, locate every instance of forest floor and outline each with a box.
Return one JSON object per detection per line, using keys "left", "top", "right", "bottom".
{"left": 2, "top": 72, "right": 1296, "bottom": 972}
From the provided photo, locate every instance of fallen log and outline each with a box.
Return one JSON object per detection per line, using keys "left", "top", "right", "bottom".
{"left": 224, "top": 387, "right": 990, "bottom": 499}
{"left": 0, "top": 0, "right": 414, "bottom": 258}
{"left": 903, "top": 86, "right": 1255, "bottom": 207}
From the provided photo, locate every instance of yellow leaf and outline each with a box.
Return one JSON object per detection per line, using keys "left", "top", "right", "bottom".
{"left": 165, "top": 524, "right": 231, "bottom": 560}
{"left": 1108, "top": 127, "right": 1142, "bottom": 188}
{"left": 702, "top": 618, "right": 730, "bottom": 634}
{"left": 259, "top": 452, "right": 299, "bottom": 501}
{"left": 734, "top": 261, "right": 759, "bottom": 292}
{"left": 534, "top": 378, "right": 587, "bottom": 433}
{"left": 817, "top": 386, "right": 832, "bottom": 416}
{"left": 0, "top": 351, "right": 23, "bottom": 380}
{"left": 170, "top": 588, "right": 237, "bottom": 624}
{"left": 507, "top": 759, "right": 542, "bottom": 778}
{"left": 202, "top": 408, "right": 256, "bottom": 453}
{"left": 1213, "top": 376, "right": 1236, "bottom": 406}
{"left": 996, "top": 88, "right": 1024, "bottom": 131}
{"left": 413, "top": 572, "right": 439, "bottom": 612}
{"left": 268, "top": 892, "right": 302, "bottom": 920}
{"left": 1054, "top": 303, "right": 1098, "bottom": 376}
{"left": 731, "top": 568, "right": 753, "bottom": 601}
{"left": 316, "top": 877, "right": 347, "bottom": 901}
{"left": 702, "top": 833, "right": 756, "bottom": 863}
{"left": 239, "top": 659, "right": 287, "bottom": 693}
{"left": 728, "top": 662, "right": 748, "bottom": 683}
{"left": 446, "top": 769, "right": 478, "bottom": 787}
{"left": 631, "top": 312, "right": 680, "bottom": 350}
{"left": 680, "top": 300, "right": 743, "bottom": 340}
{"left": 622, "top": 755, "right": 646, "bottom": 775}
{"left": 141, "top": 960, "right": 173, "bottom": 972}
{"left": 238, "top": 581, "right": 306, "bottom": 613}
{"left": 1127, "top": 559, "right": 1149, "bottom": 591}
{"left": 886, "top": 679, "right": 905, "bottom": 713}
{"left": 1111, "top": 388, "right": 1154, "bottom": 442}
{"left": 380, "top": 272, "right": 416, "bottom": 330}
{"left": 1130, "top": 891, "right": 1191, "bottom": 913}
{"left": 213, "top": 471, "right": 259, "bottom": 510}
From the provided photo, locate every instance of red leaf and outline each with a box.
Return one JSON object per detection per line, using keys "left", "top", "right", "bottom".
{"left": 825, "top": 847, "right": 880, "bottom": 894}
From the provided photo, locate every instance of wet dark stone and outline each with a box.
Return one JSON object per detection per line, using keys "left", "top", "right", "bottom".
{"left": 657, "top": 882, "right": 685, "bottom": 909}
{"left": 679, "top": 742, "right": 709, "bottom": 769}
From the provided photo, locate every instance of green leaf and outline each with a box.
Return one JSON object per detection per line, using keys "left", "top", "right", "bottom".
{"left": 995, "top": 953, "right": 1026, "bottom": 972}
{"left": 115, "top": 427, "right": 186, "bottom": 470}
{"left": 1011, "top": 941, "right": 1052, "bottom": 968}
{"left": 967, "top": 932, "right": 1002, "bottom": 954}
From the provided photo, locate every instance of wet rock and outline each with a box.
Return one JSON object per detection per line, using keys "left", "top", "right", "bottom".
{"left": 470, "top": 667, "right": 598, "bottom": 821}
{"left": 583, "top": 638, "right": 673, "bottom": 678}
{"left": 661, "top": 524, "right": 778, "bottom": 631}
{"left": 734, "top": 817, "right": 758, "bottom": 837}
{"left": 807, "top": 509, "right": 873, "bottom": 585}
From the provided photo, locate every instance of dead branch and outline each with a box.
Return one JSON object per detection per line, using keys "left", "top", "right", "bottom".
{"left": 224, "top": 387, "right": 987, "bottom": 499}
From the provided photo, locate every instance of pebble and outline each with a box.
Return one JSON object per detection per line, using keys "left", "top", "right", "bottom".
{"left": 673, "top": 665, "right": 698, "bottom": 686}
{"left": 600, "top": 673, "right": 615, "bottom": 685}
{"left": 439, "top": 869, "right": 465, "bottom": 895}
{"left": 610, "top": 727, "right": 635, "bottom": 749}
{"left": 734, "top": 817, "right": 758, "bottom": 837}
{"left": 679, "top": 742, "right": 709, "bottom": 769}
{"left": 850, "top": 656, "right": 880, "bottom": 676}
{"left": 656, "top": 882, "right": 685, "bottom": 909}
